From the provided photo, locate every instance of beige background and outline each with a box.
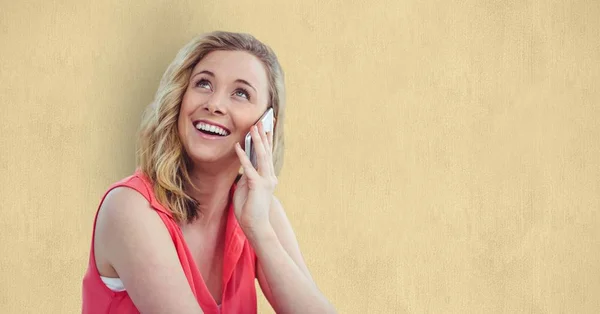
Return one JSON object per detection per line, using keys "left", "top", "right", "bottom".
{"left": 1, "top": 0, "right": 599, "bottom": 313}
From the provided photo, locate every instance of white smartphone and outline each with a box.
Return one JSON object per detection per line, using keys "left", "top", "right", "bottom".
{"left": 244, "top": 108, "right": 274, "bottom": 169}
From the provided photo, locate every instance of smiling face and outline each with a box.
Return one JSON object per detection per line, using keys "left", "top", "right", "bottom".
{"left": 177, "top": 50, "right": 270, "bottom": 168}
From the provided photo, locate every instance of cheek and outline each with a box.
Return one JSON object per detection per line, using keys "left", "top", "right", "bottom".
{"left": 232, "top": 114, "right": 256, "bottom": 136}
{"left": 231, "top": 106, "right": 267, "bottom": 131}
{"left": 178, "top": 92, "right": 195, "bottom": 134}
{"left": 176, "top": 118, "right": 189, "bottom": 153}
{"left": 177, "top": 114, "right": 185, "bottom": 138}
{"left": 179, "top": 91, "right": 194, "bottom": 115}
{"left": 177, "top": 105, "right": 192, "bottom": 138}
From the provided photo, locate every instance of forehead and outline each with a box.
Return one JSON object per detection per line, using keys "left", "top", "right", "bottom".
{"left": 193, "top": 51, "right": 268, "bottom": 88}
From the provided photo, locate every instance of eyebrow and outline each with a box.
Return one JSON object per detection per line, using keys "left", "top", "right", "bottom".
{"left": 192, "top": 70, "right": 257, "bottom": 93}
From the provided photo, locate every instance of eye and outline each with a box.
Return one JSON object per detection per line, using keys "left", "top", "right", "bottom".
{"left": 195, "top": 79, "right": 211, "bottom": 90}
{"left": 233, "top": 88, "right": 250, "bottom": 100}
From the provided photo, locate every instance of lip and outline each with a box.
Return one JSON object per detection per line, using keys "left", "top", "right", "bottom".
{"left": 192, "top": 119, "right": 231, "bottom": 134}
{"left": 196, "top": 129, "right": 228, "bottom": 140}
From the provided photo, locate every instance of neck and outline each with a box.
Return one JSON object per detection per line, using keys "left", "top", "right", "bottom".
{"left": 185, "top": 160, "right": 240, "bottom": 226}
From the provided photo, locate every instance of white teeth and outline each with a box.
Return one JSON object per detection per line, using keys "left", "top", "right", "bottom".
{"left": 195, "top": 122, "right": 229, "bottom": 136}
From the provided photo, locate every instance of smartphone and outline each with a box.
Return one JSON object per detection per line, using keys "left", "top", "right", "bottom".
{"left": 244, "top": 108, "right": 274, "bottom": 169}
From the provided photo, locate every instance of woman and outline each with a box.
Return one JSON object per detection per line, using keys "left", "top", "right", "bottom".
{"left": 82, "top": 31, "right": 336, "bottom": 314}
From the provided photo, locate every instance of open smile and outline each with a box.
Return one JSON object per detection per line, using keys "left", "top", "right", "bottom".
{"left": 193, "top": 120, "right": 231, "bottom": 138}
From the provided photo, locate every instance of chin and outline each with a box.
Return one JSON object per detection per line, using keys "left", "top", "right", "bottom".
{"left": 179, "top": 126, "right": 241, "bottom": 169}
{"left": 186, "top": 147, "right": 237, "bottom": 168}
{"left": 188, "top": 149, "right": 224, "bottom": 163}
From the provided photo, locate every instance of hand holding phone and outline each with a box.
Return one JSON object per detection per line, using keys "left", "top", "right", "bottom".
{"left": 233, "top": 107, "right": 277, "bottom": 236}
{"left": 244, "top": 108, "right": 274, "bottom": 169}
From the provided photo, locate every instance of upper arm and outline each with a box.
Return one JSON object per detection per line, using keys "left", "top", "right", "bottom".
{"left": 256, "top": 197, "right": 316, "bottom": 303}
{"left": 94, "top": 187, "right": 203, "bottom": 314}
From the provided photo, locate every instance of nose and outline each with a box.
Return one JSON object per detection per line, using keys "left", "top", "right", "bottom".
{"left": 204, "top": 93, "right": 228, "bottom": 115}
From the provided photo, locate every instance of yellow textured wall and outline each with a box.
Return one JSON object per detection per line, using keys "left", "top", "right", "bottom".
{"left": 1, "top": 1, "right": 599, "bottom": 313}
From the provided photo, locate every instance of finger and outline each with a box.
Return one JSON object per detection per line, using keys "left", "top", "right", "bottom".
{"left": 256, "top": 122, "right": 275, "bottom": 175}
{"left": 234, "top": 142, "right": 261, "bottom": 180}
{"left": 251, "top": 124, "right": 269, "bottom": 175}
{"left": 267, "top": 131, "right": 274, "bottom": 154}
{"left": 264, "top": 131, "right": 275, "bottom": 174}
{"left": 253, "top": 123, "right": 266, "bottom": 154}
{"left": 259, "top": 123, "right": 271, "bottom": 155}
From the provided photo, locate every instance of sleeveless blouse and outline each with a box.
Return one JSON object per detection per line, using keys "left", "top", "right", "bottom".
{"left": 81, "top": 170, "right": 258, "bottom": 313}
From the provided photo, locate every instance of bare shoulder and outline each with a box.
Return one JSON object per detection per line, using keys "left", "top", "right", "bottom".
{"left": 96, "top": 186, "right": 159, "bottom": 237}
{"left": 97, "top": 186, "right": 154, "bottom": 224}
{"left": 94, "top": 186, "right": 165, "bottom": 273}
{"left": 93, "top": 186, "right": 202, "bottom": 313}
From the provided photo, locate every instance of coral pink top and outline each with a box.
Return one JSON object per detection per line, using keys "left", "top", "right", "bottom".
{"left": 82, "top": 170, "right": 258, "bottom": 313}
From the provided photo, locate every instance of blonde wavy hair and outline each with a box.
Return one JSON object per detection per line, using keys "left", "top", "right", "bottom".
{"left": 136, "top": 31, "right": 286, "bottom": 223}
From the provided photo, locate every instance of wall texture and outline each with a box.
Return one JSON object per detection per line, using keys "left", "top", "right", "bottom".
{"left": 1, "top": 0, "right": 599, "bottom": 313}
